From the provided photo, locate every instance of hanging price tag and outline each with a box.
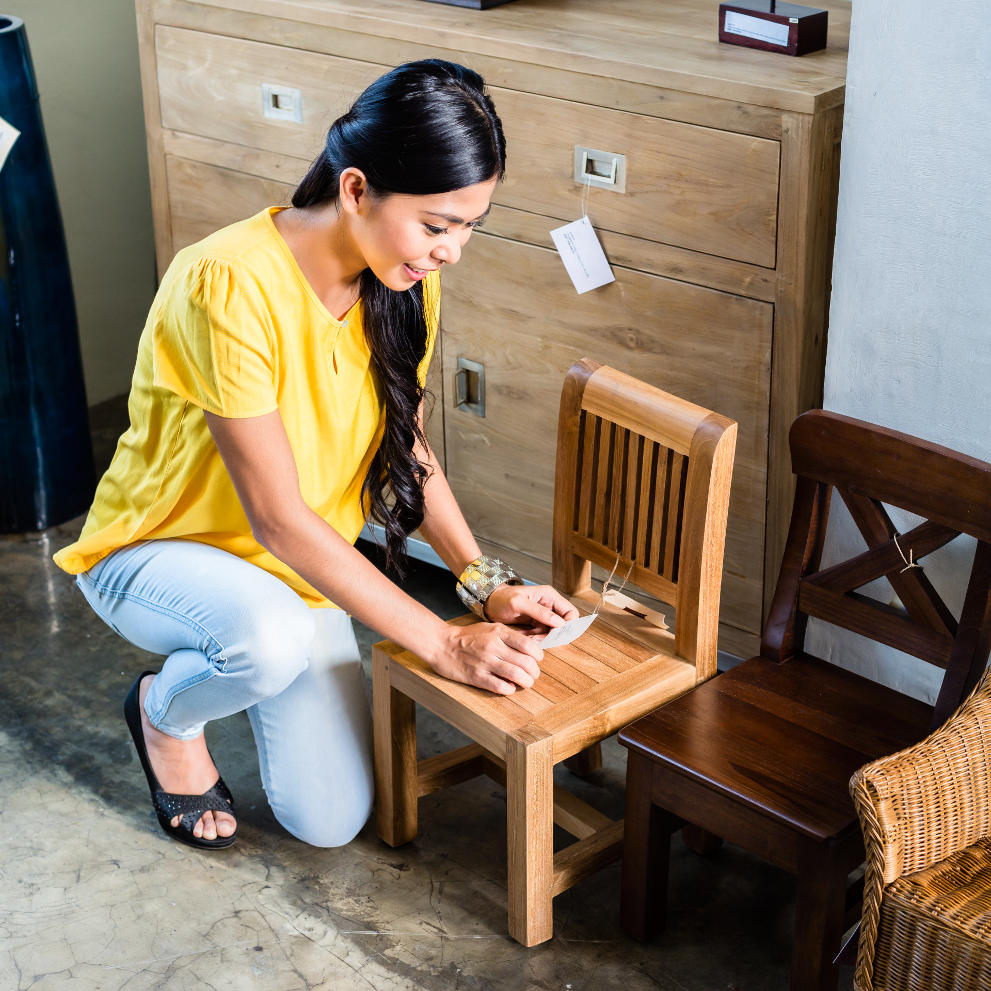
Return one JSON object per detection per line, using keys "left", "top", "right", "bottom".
{"left": 550, "top": 216, "right": 615, "bottom": 294}
{"left": 0, "top": 115, "right": 20, "bottom": 173}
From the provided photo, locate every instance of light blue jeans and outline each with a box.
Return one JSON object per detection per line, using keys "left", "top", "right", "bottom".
{"left": 77, "top": 538, "right": 374, "bottom": 848}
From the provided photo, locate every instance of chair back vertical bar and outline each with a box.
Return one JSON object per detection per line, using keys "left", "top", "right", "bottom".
{"left": 553, "top": 359, "right": 737, "bottom": 680}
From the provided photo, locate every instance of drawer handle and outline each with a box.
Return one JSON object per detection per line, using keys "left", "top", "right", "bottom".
{"left": 262, "top": 83, "right": 303, "bottom": 123}
{"left": 454, "top": 358, "right": 485, "bottom": 418}
{"left": 574, "top": 145, "right": 626, "bottom": 194}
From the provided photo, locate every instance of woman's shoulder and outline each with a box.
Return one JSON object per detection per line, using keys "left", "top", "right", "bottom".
{"left": 162, "top": 210, "right": 285, "bottom": 295}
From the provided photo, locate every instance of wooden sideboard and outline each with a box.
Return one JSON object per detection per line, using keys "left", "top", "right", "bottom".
{"left": 136, "top": 0, "right": 851, "bottom": 658}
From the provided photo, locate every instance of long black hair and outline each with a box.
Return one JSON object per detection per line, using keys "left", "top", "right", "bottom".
{"left": 292, "top": 60, "right": 505, "bottom": 575}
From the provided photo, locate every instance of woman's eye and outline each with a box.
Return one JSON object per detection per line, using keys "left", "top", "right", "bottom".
{"left": 425, "top": 225, "right": 447, "bottom": 235}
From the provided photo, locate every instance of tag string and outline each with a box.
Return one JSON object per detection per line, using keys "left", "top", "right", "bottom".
{"left": 581, "top": 173, "right": 591, "bottom": 220}
{"left": 893, "top": 532, "right": 923, "bottom": 573}
{"left": 593, "top": 553, "right": 634, "bottom": 616}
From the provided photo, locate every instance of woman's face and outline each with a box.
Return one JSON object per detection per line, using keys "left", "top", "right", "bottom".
{"left": 342, "top": 170, "right": 499, "bottom": 291}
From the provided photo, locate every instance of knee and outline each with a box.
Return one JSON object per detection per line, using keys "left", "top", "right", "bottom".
{"left": 279, "top": 795, "right": 373, "bottom": 849}
{"left": 237, "top": 600, "right": 316, "bottom": 698}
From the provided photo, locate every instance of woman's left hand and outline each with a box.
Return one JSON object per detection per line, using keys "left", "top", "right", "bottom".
{"left": 484, "top": 583, "right": 579, "bottom": 633}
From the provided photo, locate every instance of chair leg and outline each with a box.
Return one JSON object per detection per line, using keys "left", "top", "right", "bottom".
{"left": 791, "top": 837, "right": 849, "bottom": 991}
{"left": 372, "top": 646, "right": 417, "bottom": 847}
{"left": 506, "top": 731, "right": 555, "bottom": 946}
{"left": 564, "top": 742, "right": 603, "bottom": 777}
{"left": 681, "top": 824, "right": 724, "bottom": 856}
{"left": 620, "top": 752, "right": 681, "bottom": 941}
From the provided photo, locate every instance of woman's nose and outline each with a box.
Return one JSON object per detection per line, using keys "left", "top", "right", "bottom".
{"left": 433, "top": 235, "right": 462, "bottom": 266}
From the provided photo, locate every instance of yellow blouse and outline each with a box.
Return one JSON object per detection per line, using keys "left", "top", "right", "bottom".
{"left": 55, "top": 208, "right": 440, "bottom": 608}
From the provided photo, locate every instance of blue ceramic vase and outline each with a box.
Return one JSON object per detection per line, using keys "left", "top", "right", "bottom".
{"left": 0, "top": 14, "right": 95, "bottom": 532}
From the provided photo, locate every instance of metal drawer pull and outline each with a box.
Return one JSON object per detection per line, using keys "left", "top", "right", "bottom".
{"left": 454, "top": 357, "right": 485, "bottom": 417}
{"left": 574, "top": 146, "right": 626, "bottom": 194}
{"left": 262, "top": 83, "right": 303, "bottom": 123}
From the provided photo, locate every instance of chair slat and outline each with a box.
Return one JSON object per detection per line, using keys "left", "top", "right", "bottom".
{"left": 577, "top": 413, "right": 598, "bottom": 539}
{"left": 529, "top": 670, "right": 578, "bottom": 705}
{"left": 506, "top": 687, "right": 555, "bottom": 715}
{"left": 548, "top": 643, "right": 622, "bottom": 683}
{"left": 649, "top": 446, "right": 669, "bottom": 574}
{"left": 622, "top": 432, "right": 642, "bottom": 559}
{"left": 636, "top": 441, "right": 657, "bottom": 569}
{"left": 538, "top": 655, "right": 597, "bottom": 693}
{"left": 798, "top": 582, "right": 954, "bottom": 667}
{"left": 592, "top": 421, "right": 614, "bottom": 546}
{"left": 607, "top": 427, "right": 628, "bottom": 552}
{"left": 663, "top": 453, "right": 686, "bottom": 584}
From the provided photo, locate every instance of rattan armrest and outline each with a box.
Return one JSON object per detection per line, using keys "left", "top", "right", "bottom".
{"left": 850, "top": 667, "right": 991, "bottom": 990}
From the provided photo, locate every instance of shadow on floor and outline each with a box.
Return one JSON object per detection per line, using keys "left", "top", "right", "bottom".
{"left": 0, "top": 399, "right": 853, "bottom": 990}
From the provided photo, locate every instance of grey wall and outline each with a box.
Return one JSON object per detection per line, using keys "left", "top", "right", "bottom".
{"left": 806, "top": 0, "right": 991, "bottom": 701}
{"left": 10, "top": 0, "right": 156, "bottom": 405}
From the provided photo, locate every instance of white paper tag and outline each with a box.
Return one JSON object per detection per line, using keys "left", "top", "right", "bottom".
{"left": 535, "top": 613, "right": 597, "bottom": 651}
{"left": 724, "top": 10, "right": 790, "bottom": 46}
{"left": 550, "top": 216, "right": 615, "bottom": 295}
{"left": 0, "top": 115, "right": 20, "bottom": 173}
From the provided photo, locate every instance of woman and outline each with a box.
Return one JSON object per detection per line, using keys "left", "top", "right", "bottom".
{"left": 55, "top": 60, "right": 577, "bottom": 851}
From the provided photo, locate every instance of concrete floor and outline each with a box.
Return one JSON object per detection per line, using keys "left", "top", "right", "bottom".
{"left": 0, "top": 404, "right": 855, "bottom": 990}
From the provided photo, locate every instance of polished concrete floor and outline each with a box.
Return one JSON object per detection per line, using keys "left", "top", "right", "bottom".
{"left": 0, "top": 404, "right": 855, "bottom": 990}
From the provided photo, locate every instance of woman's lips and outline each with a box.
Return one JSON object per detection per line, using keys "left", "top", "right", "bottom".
{"left": 403, "top": 263, "right": 429, "bottom": 281}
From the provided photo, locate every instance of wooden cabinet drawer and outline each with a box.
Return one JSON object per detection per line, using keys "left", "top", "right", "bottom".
{"left": 156, "top": 27, "right": 779, "bottom": 267}
{"left": 165, "top": 155, "right": 292, "bottom": 252}
{"left": 493, "top": 89, "right": 779, "bottom": 267}
{"left": 441, "top": 234, "right": 772, "bottom": 636}
{"left": 156, "top": 26, "right": 382, "bottom": 163}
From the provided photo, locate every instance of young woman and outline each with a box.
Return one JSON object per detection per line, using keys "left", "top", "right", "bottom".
{"left": 55, "top": 61, "right": 577, "bottom": 851}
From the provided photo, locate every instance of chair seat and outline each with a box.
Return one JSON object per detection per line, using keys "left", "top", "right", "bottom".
{"left": 618, "top": 653, "right": 934, "bottom": 842}
{"left": 874, "top": 838, "right": 991, "bottom": 990}
{"left": 384, "top": 613, "right": 696, "bottom": 762}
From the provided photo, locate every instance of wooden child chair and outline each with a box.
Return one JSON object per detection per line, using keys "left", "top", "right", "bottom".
{"left": 618, "top": 409, "right": 991, "bottom": 990}
{"left": 372, "top": 358, "right": 737, "bottom": 945}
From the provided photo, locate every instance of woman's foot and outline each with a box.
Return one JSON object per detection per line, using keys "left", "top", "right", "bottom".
{"left": 138, "top": 675, "right": 237, "bottom": 841}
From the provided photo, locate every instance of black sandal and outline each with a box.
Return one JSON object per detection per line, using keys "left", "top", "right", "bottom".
{"left": 124, "top": 670, "right": 237, "bottom": 850}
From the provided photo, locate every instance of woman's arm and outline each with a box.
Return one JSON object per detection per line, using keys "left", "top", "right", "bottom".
{"left": 414, "top": 417, "right": 579, "bottom": 632}
{"left": 205, "top": 409, "right": 542, "bottom": 694}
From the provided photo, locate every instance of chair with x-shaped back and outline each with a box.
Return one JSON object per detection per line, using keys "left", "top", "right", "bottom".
{"left": 619, "top": 409, "right": 991, "bottom": 991}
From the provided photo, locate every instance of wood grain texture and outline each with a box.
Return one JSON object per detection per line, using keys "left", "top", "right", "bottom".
{"left": 493, "top": 87, "right": 780, "bottom": 267}
{"left": 168, "top": 0, "right": 850, "bottom": 114}
{"left": 620, "top": 653, "right": 934, "bottom": 843}
{"left": 552, "top": 819, "right": 625, "bottom": 897}
{"left": 165, "top": 156, "right": 292, "bottom": 252}
{"left": 506, "top": 732, "right": 555, "bottom": 947}
{"left": 443, "top": 235, "right": 769, "bottom": 638}
{"left": 373, "top": 645, "right": 418, "bottom": 847}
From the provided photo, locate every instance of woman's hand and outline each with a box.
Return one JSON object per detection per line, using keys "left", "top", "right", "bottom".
{"left": 485, "top": 583, "right": 579, "bottom": 633}
{"left": 427, "top": 622, "right": 544, "bottom": 695}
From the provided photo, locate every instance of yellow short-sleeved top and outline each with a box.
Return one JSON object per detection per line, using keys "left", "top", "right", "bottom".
{"left": 54, "top": 208, "right": 440, "bottom": 608}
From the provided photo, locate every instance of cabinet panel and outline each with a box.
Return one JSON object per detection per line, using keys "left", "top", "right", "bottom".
{"left": 156, "top": 27, "right": 778, "bottom": 267}
{"left": 493, "top": 89, "right": 779, "bottom": 268}
{"left": 156, "top": 26, "right": 383, "bottom": 163}
{"left": 441, "top": 234, "right": 771, "bottom": 637}
{"left": 166, "top": 155, "right": 292, "bottom": 252}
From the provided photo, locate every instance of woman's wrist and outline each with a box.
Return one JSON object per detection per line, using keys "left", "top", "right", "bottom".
{"left": 455, "top": 555, "right": 522, "bottom": 619}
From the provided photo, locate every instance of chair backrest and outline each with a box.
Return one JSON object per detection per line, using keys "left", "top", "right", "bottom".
{"left": 552, "top": 358, "right": 737, "bottom": 680}
{"left": 764, "top": 409, "right": 991, "bottom": 728}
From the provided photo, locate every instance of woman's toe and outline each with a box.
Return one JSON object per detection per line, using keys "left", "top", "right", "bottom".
{"left": 216, "top": 813, "right": 236, "bottom": 837}
{"left": 200, "top": 811, "right": 217, "bottom": 840}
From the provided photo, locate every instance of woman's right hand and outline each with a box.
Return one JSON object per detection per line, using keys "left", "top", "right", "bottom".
{"left": 426, "top": 622, "right": 543, "bottom": 695}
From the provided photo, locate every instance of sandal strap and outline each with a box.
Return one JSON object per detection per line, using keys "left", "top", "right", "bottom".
{"left": 153, "top": 778, "right": 234, "bottom": 820}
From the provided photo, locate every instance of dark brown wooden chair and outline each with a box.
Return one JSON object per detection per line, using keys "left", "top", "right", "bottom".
{"left": 617, "top": 409, "right": 991, "bottom": 991}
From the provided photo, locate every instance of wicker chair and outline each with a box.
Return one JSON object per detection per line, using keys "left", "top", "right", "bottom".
{"left": 851, "top": 666, "right": 991, "bottom": 991}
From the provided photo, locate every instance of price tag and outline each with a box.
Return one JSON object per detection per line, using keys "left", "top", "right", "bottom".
{"left": 534, "top": 613, "right": 597, "bottom": 650}
{"left": 550, "top": 216, "right": 615, "bottom": 294}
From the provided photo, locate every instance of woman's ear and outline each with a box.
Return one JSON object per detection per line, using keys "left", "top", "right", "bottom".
{"left": 339, "top": 168, "right": 369, "bottom": 216}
